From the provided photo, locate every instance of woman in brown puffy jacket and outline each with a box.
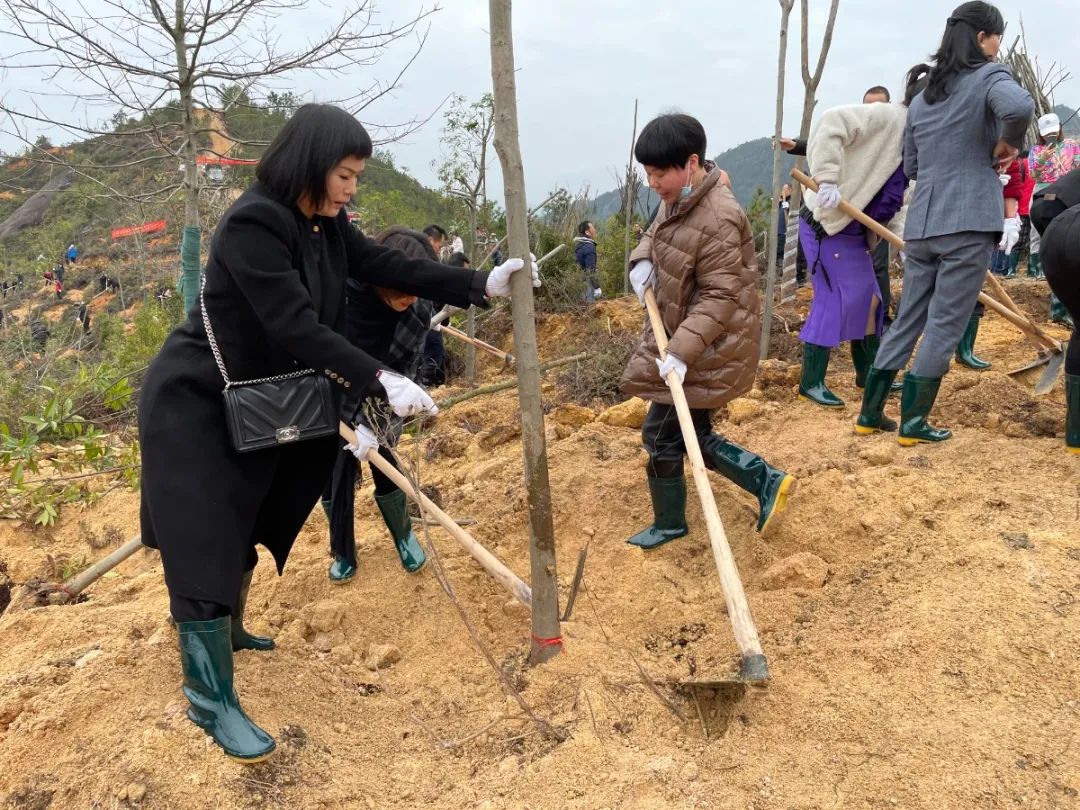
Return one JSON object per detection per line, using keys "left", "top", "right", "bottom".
{"left": 623, "top": 113, "right": 796, "bottom": 547}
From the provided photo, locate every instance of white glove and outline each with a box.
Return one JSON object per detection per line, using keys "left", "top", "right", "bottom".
{"left": 999, "top": 173, "right": 1011, "bottom": 187}
{"left": 999, "top": 216, "right": 1021, "bottom": 254}
{"left": 345, "top": 423, "right": 379, "bottom": 460}
{"left": 594, "top": 287, "right": 602, "bottom": 298}
{"left": 816, "top": 182, "right": 841, "bottom": 210}
{"left": 629, "top": 259, "right": 655, "bottom": 305}
{"left": 656, "top": 353, "right": 687, "bottom": 386}
{"left": 376, "top": 369, "right": 438, "bottom": 417}
{"left": 485, "top": 255, "right": 541, "bottom": 297}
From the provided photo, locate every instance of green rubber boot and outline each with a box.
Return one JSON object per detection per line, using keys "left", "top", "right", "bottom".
{"left": 897, "top": 373, "right": 952, "bottom": 446}
{"left": 627, "top": 476, "right": 690, "bottom": 549}
{"left": 375, "top": 490, "right": 426, "bottom": 573}
{"left": 798, "top": 343, "right": 844, "bottom": 408}
{"left": 852, "top": 335, "right": 902, "bottom": 391}
{"left": 328, "top": 556, "right": 357, "bottom": 584}
{"left": 855, "top": 367, "right": 900, "bottom": 434}
{"left": 1050, "top": 294, "right": 1075, "bottom": 328}
{"left": 954, "top": 315, "right": 991, "bottom": 370}
{"left": 701, "top": 438, "right": 796, "bottom": 535}
{"left": 231, "top": 570, "right": 275, "bottom": 652}
{"left": 178, "top": 617, "right": 276, "bottom": 763}
{"left": 1066, "top": 374, "right": 1080, "bottom": 455}
{"left": 1028, "top": 252, "right": 1043, "bottom": 278}
{"left": 1005, "top": 251, "right": 1019, "bottom": 278}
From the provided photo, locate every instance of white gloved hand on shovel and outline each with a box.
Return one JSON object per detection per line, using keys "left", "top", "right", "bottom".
{"left": 376, "top": 369, "right": 438, "bottom": 417}
{"left": 816, "top": 181, "right": 841, "bottom": 210}
{"left": 629, "top": 259, "right": 655, "bottom": 305}
{"left": 656, "top": 353, "right": 687, "bottom": 386}
{"left": 345, "top": 423, "right": 379, "bottom": 460}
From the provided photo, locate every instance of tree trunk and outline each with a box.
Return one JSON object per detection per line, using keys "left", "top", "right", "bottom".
{"left": 488, "top": 0, "right": 561, "bottom": 666}
{"left": 173, "top": 0, "right": 201, "bottom": 314}
{"left": 465, "top": 206, "right": 478, "bottom": 383}
{"left": 621, "top": 99, "right": 639, "bottom": 294}
{"left": 761, "top": 0, "right": 796, "bottom": 361}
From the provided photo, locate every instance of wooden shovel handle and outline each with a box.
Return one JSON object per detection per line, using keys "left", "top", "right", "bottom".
{"left": 439, "top": 323, "right": 515, "bottom": 364}
{"left": 790, "top": 168, "right": 1059, "bottom": 354}
{"left": 338, "top": 422, "right": 532, "bottom": 607}
{"left": 642, "top": 288, "right": 766, "bottom": 673}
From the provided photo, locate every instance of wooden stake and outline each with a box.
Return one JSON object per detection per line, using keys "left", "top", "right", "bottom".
{"left": 622, "top": 99, "right": 639, "bottom": 295}
{"left": 339, "top": 422, "right": 532, "bottom": 607}
{"left": 643, "top": 287, "right": 769, "bottom": 683}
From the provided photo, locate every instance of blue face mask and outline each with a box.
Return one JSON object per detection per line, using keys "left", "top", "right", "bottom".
{"left": 679, "top": 164, "right": 695, "bottom": 200}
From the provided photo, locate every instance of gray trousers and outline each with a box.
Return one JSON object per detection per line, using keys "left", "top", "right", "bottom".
{"left": 874, "top": 231, "right": 996, "bottom": 377}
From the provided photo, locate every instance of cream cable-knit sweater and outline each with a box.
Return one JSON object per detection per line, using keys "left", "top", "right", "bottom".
{"left": 803, "top": 102, "right": 908, "bottom": 236}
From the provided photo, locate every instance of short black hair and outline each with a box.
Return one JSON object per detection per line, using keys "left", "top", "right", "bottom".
{"left": 447, "top": 251, "right": 471, "bottom": 267}
{"left": 257, "top": 104, "right": 372, "bottom": 211}
{"left": 422, "top": 224, "right": 448, "bottom": 241}
{"left": 375, "top": 226, "right": 438, "bottom": 261}
{"left": 863, "top": 85, "right": 891, "bottom": 101}
{"left": 577, "top": 220, "right": 594, "bottom": 236}
{"left": 634, "top": 114, "right": 707, "bottom": 170}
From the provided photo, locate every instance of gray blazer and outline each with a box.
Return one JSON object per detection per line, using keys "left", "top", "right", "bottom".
{"left": 903, "top": 62, "right": 1034, "bottom": 241}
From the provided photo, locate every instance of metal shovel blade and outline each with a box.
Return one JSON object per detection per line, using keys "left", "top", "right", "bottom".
{"left": 1007, "top": 351, "right": 1054, "bottom": 376}
{"left": 1034, "top": 349, "right": 1066, "bottom": 396}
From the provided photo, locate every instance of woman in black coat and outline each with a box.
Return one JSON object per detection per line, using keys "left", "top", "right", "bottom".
{"left": 138, "top": 105, "right": 533, "bottom": 763}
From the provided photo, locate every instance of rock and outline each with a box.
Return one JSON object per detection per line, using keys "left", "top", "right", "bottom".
{"left": 479, "top": 423, "right": 521, "bottom": 450}
{"left": 760, "top": 552, "right": 829, "bottom": 591}
{"left": 859, "top": 444, "right": 896, "bottom": 466}
{"left": 308, "top": 600, "right": 346, "bottom": 633}
{"left": 680, "top": 762, "right": 700, "bottom": 782}
{"left": 365, "top": 643, "right": 401, "bottom": 671}
{"left": 554, "top": 423, "right": 573, "bottom": 440}
{"left": 146, "top": 627, "right": 171, "bottom": 646}
{"left": 726, "top": 397, "right": 763, "bottom": 425}
{"left": 74, "top": 649, "right": 103, "bottom": 668}
{"left": 465, "top": 442, "right": 484, "bottom": 463}
{"left": 553, "top": 404, "right": 596, "bottom": 428}
{"left": 125, "top": 783, "right": 146, "bottom": 804}
{"left": 312, "top": 633, "right": 334, "bottom": 653}
{"left": 645, "top": 755, "right": 676, "bottom": 773}
{"left": 598, "top": 397, "right": 648, "bottom": 429}
{"left": 331, "top": 645, "right": 355, "bottom": 665}
{"left": 502, "top": 598, "right": 529, "bottom": 618}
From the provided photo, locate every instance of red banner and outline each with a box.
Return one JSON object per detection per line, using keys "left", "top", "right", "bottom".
{"left": 195, "top": 156, "right": 259, "bottom": 165}
{"left": 111, "top": 219, "right": 167, "bottom": 240}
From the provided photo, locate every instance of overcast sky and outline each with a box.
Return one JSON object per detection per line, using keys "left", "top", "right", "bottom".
{"left": 1, "top": 1, "right": 1076, "bottom": 202}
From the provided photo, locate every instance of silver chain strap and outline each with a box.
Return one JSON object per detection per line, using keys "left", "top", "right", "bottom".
{"left": 199, "top": 273, "right": 314, "bottom": 390}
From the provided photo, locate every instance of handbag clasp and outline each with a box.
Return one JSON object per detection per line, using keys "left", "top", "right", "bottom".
{"left": 275, "top": 426, "right": 301, "bottom": 443}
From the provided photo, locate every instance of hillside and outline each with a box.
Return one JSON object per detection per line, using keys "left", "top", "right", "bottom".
{"left": 0, "top": 277, "right": 1077, "bottom": 808}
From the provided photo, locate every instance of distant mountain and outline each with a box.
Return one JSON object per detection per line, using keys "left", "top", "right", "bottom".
{"left": 588, "top": 137, "right": 796, "bottom": 222}
{"left": 1052, "top": 104, "right": 1079, "bottom": 137}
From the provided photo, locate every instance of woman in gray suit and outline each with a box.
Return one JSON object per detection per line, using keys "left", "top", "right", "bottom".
{"left": 855, "top": 1, "right": 1033, "bottom": 445}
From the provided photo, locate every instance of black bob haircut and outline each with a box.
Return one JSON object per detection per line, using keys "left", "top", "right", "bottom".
{"left": 447, "top": 251, "right": 471, "bottom": 267}
{"left": 863, "top": 85, "right": 891, "bottom": 101}
{"left": 375, "top": 226, "right": 438, "bottom": 261}
{"left": 257, "top": 104, "right": 372, "bottom": 211}
{"left": 634, "top": 114, "right": 707, "bottom": 170}
{"left": 577, "top": 220, "right": 593, "bottom": 236}
{"left": 423, "top": 224, "right": 448, "bottom": 240}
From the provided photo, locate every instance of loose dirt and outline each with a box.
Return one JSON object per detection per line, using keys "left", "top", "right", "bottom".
{"left": 1, "top": 279, "right": 1077, "bottom": 809}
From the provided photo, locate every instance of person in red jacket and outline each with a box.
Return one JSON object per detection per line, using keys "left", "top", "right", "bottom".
{"left": 1000, "top": 154, "right": 1035, "bottom": 277}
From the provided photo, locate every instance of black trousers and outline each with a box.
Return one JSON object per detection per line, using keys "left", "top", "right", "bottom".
{"left": 872, "top": 239, "right": 892, "bottom": 323}
{"left": 1042, "top": 256, "right": 1080, "bottom": 377}
{"left": 324, "top": 444, "right": 400, "bottom": 566}
{"left": 642, "top": 403, "right": 722, "bottom": 478}
{"left": 170, "top": 545, "right": 258, "bottom": 621}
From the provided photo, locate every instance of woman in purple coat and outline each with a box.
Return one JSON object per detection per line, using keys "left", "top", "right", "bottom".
{"left": 797, "top": 98, "right": 912, "bottom": 408}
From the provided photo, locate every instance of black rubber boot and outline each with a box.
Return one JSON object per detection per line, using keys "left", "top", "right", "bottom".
{"left": 897, "top": 373, "right": 952, "bottom": 446}
{"left": 231, "top": 570, "right": 275, "bottom": 652}
{"left": 954, "top": 315, "right": 991, "bottom": 370}
{"left": 855, "top": 367, "right": 900, "bottom": 434}
{"left": 701, "top": 438, "right": 795, "bottom": 535}
{"left": 798, "top": 343, "right": 844, "bottom": 408}
{"left": 851, "top": 335, "right": 901, "bottom": 391}
{"left": 178, "top": 617, "right": 276, "bottom": 763}
{"left": 626, "top": 476, "right": 689, "bottom": 549}
{"left": 1066, "top": 374, "right": 1080, "bottom": 455}
{"left": 375, "top": 489, "right": 426, "bottom": 573}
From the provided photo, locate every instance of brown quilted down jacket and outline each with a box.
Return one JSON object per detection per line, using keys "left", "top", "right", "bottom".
{"left": 620, "top": 168, "right": 761, "bottom": 409}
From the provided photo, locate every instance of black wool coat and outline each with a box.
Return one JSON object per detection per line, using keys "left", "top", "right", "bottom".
{"left": 139, "top": 183, "right": 489, "bottom": 612}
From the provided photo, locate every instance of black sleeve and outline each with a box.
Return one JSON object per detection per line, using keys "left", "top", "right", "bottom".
{"left": 790, "top": 138, "right": 807, "bottom": 157}
{"left": 217, "top": 202, "right": 386, "bottom": 393}
{"left": 342, "top": 220, "right": 490, "bottom": 309}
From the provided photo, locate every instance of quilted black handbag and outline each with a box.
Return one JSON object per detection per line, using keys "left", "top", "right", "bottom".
{"left": 200, "top": 275, "right": 337, "bottom": 453}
